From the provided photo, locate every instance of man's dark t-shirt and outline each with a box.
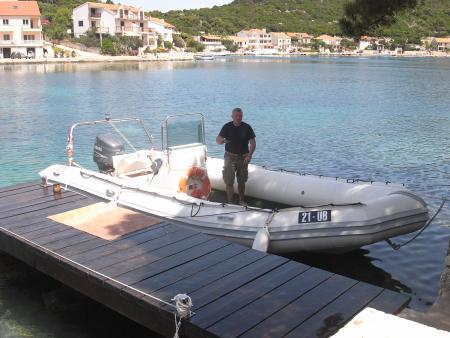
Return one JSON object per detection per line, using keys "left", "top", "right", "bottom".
{"left": 219, "top": 122, "right": 256, "bottom": 155}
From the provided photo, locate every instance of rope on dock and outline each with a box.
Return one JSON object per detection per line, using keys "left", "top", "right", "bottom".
{"left": 172, "top": 294, "right": 193, "bottom": 338}
{"left": 386, "top": 197, "right": 447, "bottom": 250}
{"left": 0, "top": 225, "right": 193, "bottom": 316}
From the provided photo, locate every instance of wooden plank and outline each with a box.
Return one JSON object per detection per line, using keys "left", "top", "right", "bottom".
{"left": 115, "top": 239, "right": 231, "bottom": 291}
{"left": 0, "top": 181, "right": 40, "bottom": 194}
{"left": 80, "top": 228, "right": 196, "bottom": 271}
{"left": 22, "top": 222, "right": 75, "bottom": 241}
{"left": 55, "top": 223, "right": 169, "bottom": 257}
{"left": 153, "top": 249, "right": 266, "bottom": 301}
{"left": 0, "top": 197, "right": 90, "bottom": 229}
{"left": 283, "top": 282, "right": 383, "bottom": 338}
{"left": 0, "top": 194, "right": 86, "bottom": 220}
{"left": 0, "top": 187, "right": 56, "bottom": 211}
{"left": 0, "top": 188, "right": 77, "bottom": 211}
{"left": 0, "top": 183, "right": 44, "bottom": 198}
{"left": 192, "top": 260, "right": 309, "bottom": 329}
{"left": 0, "top": 225, "right": 211, "bottom": 338}
{"left": 101, "top": 235, "right": 214, "bottom": 283}
{"left": 185, "top": 254, "right": 288, "bottom": 311}
{"left": 134, "top": 244, "right": 248, "bottom": 294}
{"left": 32, "top": 228, "right": 86, "bottom": 246}
{"left": 240, "top": 274, "right": 358, "bottom": 338}
{"left": 207, "top": 267, "right": 330, "bottom": 338}
{"left": 366, "top": 288, "right": 410, "bottom": 314}
{"left": 45, "top": 232, "right": 100, "bottom": 251}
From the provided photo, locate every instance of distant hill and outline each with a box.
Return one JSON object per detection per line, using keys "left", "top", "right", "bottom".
{"left": 148, "top": 0, "right": 450, "bottom": 40}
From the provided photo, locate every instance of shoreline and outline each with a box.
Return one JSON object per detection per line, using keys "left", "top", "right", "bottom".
{"left": 0, "top": 53, "right": 195, "bottom": 65}
{"left": 1, "top": 51, "right": 448, "bottom": 65}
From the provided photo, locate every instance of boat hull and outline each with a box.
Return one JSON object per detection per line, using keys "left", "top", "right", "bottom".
{"left": 39, "top": 162, "right": 428, "bottom": 254}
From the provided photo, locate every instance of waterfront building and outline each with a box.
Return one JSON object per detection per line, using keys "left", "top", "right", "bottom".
{"left": 147, "top": 17, "right": 175, "bottom": 43}
{"left": 197, "top": 34, "right": 225, "bottom": 52}
{"left": 226, "top": 35, "right": 248, "bottom": 50}
{"left": 316, "top": 34, "right": 342, "bottom": 47}
{"left": 0, "top": 0, "right": 43, "bottom": 58}
{"left": 237, "top": 28, "right": 273, "bottom": 51}
{"left": 422, "top": 36, "right": 450, "bottom": 51}
{"left": 271, "top": 32, "right": 291, "bottom": 52}
{"left": 72, "top": 2, "right": 157, "bottom": 49}
{"left": 286, "top": 32, "right": 313, "bottom": 47}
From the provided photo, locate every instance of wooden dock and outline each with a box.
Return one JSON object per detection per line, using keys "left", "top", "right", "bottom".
{"left": 0, "top": 181, "right": 410, "bottom": 338}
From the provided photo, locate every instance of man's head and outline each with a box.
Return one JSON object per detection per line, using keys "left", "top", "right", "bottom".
{"left": 232, "top": 108, "right": 243, "bottom": 126}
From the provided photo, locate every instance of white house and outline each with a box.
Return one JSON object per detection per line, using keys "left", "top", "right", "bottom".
{"left": 226, "top": 35, "right": 248, "bottom": 50}
{"left": 237, "top": 28, "right": 273, "bottom": 51}
{"left": 271, "top": 32, "right": 291, "bottom": 52}
{"left": 0, "top": 0, "right": 43, "bottom": 58}
{"left": 316, "top": 34, "right": 342, "bottom": 47}
{"left": 197, "top": 34, "right": 225, "bottom": 52}
{"left": 72, "top": 2, "right": 157, "bottom": 49}
{"left": 147, "top": 17, "right": 175, "bottom": 43}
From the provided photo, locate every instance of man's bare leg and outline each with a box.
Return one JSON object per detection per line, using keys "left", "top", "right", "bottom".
{"left": 238, "top": 183, "right": 246, "bottom": 205}
{"left": 226, "top": 184, "right": 234, "bottom": 204}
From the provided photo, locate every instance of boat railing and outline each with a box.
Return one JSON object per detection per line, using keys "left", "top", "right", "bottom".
{"left": 67, "top": 115, "right": 153, "bottom": 167}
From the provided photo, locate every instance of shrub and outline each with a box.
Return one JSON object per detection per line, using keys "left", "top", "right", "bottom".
{"left": 164, "top": 41, "right": 173, "bottom": 50}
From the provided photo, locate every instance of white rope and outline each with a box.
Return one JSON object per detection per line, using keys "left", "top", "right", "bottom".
{"left": 171, "top": 294, "right": 193, "bottom": 338}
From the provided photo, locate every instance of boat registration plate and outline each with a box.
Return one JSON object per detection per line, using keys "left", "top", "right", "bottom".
{"left": 298, "top": 210, "right": 331, "bottom": 223}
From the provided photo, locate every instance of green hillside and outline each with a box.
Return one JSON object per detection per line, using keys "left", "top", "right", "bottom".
{"left": 149, "top": 0, "right": 450, "bottom": 40}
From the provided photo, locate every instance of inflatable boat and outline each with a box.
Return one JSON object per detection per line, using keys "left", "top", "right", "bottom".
{"left": 39, "top": 115, "right": 428, "bottom": 253}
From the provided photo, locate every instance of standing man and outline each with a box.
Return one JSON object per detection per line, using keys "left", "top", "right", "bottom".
{"left": 216, "top": 108, "right": 256, "bottom": 205}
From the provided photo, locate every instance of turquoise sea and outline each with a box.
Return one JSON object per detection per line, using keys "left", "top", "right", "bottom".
{"left": 1, "top": 56, "right": 450, "bottom": 336}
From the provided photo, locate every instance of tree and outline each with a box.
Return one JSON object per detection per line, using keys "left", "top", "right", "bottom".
{"left": 172, "top": 34, "right": 185, "bottom": 48}
{"left": 164, "top": 41, "right": 173, "bottom": 50}
{"left": 339, "top": 0, "right": 418, "bottom": 38}
{"left": 157, "top": 34, "right": 164, "bottom": 47}
{"left": 44, "top": 7, "right": 72, "bottom": 40}
{"left": 221, "top": 39, "right": 238, "bottom": 52}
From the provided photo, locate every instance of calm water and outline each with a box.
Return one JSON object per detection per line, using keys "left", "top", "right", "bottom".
{"left": 1, "top": 56, "right": 450, "bottom": 336}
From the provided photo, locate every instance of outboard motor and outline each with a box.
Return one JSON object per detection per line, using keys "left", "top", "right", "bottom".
{"left": 93, "top": 133, "right": 125, "bottom": 173}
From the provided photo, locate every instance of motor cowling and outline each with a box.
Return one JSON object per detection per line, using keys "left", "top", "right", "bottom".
{"left": 93, "top": 133, "right": 124, "bottom": 173}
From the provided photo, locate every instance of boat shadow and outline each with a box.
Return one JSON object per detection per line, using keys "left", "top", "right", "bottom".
{"left": 284, "top": 248, "right": 411, "bottom": 295}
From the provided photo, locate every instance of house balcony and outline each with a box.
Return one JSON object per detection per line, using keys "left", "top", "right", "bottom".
{"left": 22, "top": 26, "right": 42, "bottom": 32}
{"left": 90, "top": 13, "right": 102, "bottom": 18}
{"left": 0, "top": 40, "right": 13, "bottom": 46}
{"left": 115, "top": 26, "right": 149, "bottom": 35}
{"left": 16, "top": 39, "right": 43, "bottom": 46}
{"left": 0, "top": 25, "right": 14, "bottom": 32}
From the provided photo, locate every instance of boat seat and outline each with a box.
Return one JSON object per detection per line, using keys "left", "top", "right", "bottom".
{"left": 113, "top": 151, "right": 153, "bottom": 177}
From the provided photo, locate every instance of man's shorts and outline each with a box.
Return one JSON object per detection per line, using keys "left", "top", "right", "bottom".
{"left": 223, "top": 152, "right": 248, "bottom": 185}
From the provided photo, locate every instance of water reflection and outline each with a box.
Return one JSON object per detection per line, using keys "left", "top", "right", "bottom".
{"left": 286, "top": 248, "right": 411, "bottom": 294}
{"left": 0, "top": 60, "right": 195, "bottom": 74}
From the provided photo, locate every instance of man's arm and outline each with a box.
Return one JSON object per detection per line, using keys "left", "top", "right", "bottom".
{"left": 216, "top": 135, "right": 225, "bottom": 144}
{"left": 245, "top": 138, "right": 256, "bottom": 164}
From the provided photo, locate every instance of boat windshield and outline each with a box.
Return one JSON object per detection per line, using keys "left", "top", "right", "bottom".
{"left": 70, "top": 118, "right": 153, "bottom": 169}
{"left": 163, "top": 113, "right": 205, "bottom": 149}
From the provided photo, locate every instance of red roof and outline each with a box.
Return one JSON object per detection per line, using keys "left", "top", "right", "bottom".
{"left": 0, "top": 1, "right": 40, "bottom": 16}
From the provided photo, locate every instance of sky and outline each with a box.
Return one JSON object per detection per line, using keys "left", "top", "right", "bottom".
{"left": 124, "top": 0, "right": 233, "bottom": 12}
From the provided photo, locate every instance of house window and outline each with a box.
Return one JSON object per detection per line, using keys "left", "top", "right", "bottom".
{"left": 120, "top": 21, "right": 124, "bottom": 27}
{"left": 23, "top": 19, "right": 29, "bottom": 25}
{"left": 3, "top": 19, "right": 9, "bottom": 25}
{"left": 91, "top": 21, "right": 96, "bottom": 28}
{"left": 4, "top": 34, "right": 10, "bottom": 40}
{"left": 24, "top": 35, "right": 34, "bottom": 41}
{"left": 90, "top": 8, "right": 96, "bottom": 16}
{"left": 124, "top": 10, "right": 129, "bottom": 15}
{"left": 78, "top": 21, "right": 83, "bottom": 27}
